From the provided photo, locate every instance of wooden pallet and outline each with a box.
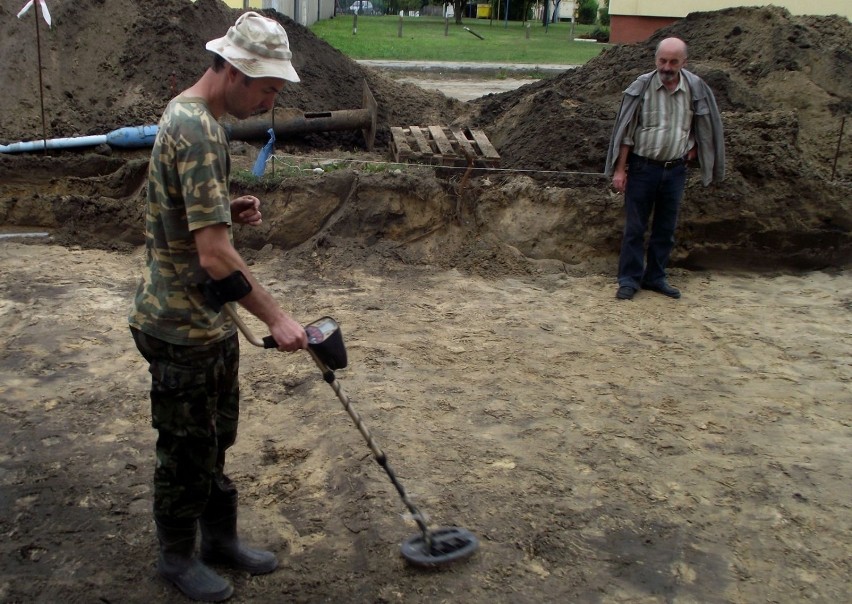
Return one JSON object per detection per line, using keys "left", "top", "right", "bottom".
{"left": 390, "top": 125, "right": 500, "bottom": 167}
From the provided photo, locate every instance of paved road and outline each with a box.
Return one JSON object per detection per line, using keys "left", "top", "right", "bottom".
{"left": 358, "top": 60, "right": 578, "bottom": 101}
{"left": 393, "top": 75, "right": 539, "bottom": 101}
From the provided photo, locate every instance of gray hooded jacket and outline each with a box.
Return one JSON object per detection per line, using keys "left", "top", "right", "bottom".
{"left": 605, "top": 69, "right": 725, "bottom": 186}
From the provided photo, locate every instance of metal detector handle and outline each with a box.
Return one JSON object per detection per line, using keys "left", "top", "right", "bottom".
{"left": 221, "top": 305, "right": 329, "bottom": 356}
{"left": 221, "top": 304, "right": 274, "bottom": 348}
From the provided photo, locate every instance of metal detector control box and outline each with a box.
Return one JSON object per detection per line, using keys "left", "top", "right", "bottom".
{"left": 306, "top": 316, "right": 348, "bottom": 370}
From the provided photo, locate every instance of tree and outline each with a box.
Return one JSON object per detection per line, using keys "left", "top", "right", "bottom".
{"left": 546, "top": 0, "right": 563, "bottom": 25}
{"left": 598, "top": 0, "right": 610, "bottom": 26}
{"left": 577, "top": 0, "right": 597, "bottom": 25}
{"left": 530, "top": 0, "right": 540, "bottom": 25}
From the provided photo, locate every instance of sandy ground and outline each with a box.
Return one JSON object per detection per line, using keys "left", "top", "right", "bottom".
{"left": 1, "top": 239, "right": 850, "bottom": 603}
{"left": 1, "top": 2, "right": 850, "bottom": 602}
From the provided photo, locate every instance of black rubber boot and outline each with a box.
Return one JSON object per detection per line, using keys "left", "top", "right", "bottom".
{"left": 200, "top": 488, "right": 278, "bottom": 575}
{"left": 156, "top": 517, "right": 234, "bottom": 602}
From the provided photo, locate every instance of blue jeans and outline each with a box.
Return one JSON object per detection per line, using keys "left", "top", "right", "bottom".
{"left": 617, "top": 155, "right": 687, "bottom": 289}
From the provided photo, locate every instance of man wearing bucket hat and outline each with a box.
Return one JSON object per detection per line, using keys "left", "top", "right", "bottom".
{"left": 129, "top": 12, "right": 305, "bottom": 602}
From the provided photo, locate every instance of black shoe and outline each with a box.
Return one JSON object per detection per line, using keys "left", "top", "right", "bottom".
{"left": 616, "top": 285, "right": 637, "bottom": 300}
{"left": 642, "top": 281, "right": 681, "bottom": 299}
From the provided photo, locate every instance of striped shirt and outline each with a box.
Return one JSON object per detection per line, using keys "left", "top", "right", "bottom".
{"left": 623, "top": 71, "right": 693, "bottom": 162}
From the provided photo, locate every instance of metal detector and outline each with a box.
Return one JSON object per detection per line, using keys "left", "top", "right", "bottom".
{"left": 220, "top": 305, "right": 479, "bottom": 568}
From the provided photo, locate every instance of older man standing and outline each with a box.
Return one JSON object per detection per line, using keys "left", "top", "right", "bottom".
{"left": 605, "top": 37, "right": 725, "bottom": 300}
{"left": 129, "top": 12, "right": 306, "bottom": 602}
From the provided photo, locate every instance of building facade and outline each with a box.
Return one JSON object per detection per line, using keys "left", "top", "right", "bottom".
{"left": 609, "top": 0, "right": 852, "bottom": 44}
{"left": 219, "top": 0, "right": 336, "bottom": 27}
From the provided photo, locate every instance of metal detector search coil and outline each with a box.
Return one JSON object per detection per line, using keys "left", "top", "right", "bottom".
{"left": 400, "top": 526, "right": 480, "bottom": 568}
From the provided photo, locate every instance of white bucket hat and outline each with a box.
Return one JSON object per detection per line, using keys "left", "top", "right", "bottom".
{"left": 205, "top": 12, "right": 300, "bottom": 82}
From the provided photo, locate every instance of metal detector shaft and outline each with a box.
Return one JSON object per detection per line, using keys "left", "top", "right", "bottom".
{"left": 307, "top": 349, "right": 432, "bottom": 540}
{"left": 221, "top": 304, "right": 432, "bottom": 543}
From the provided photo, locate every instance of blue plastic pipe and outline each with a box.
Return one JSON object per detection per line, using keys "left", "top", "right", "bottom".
{"left": 252, "top": 128, "right": 276, "bottom": 177}
{"left": 0, "top": 125, "right": 158, "bottom": 154}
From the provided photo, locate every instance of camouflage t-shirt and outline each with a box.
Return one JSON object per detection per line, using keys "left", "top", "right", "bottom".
{"left": 129, "top": 97, "right": 236, "bottom": 345}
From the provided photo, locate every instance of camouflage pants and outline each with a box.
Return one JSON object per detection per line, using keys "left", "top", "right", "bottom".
{"left": 131, "top": 327, "right": 240, "bottom": 520}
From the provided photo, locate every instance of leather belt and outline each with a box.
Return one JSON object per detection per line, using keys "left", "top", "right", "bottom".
{"left": 631, "top": 153, "right": 685, "bottom": 169}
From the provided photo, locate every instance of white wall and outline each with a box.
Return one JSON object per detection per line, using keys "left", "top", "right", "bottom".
{"left": 555, "top": 1, "right": 576, "bottom": 21}
{"left": 219, "top": 0, "right": 335, "bottom": 26}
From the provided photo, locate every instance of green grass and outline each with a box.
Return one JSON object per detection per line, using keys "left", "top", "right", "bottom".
{"left": 309, "top": 15, "right": 608, "bottom": 65}
{"left": 232, "top": 157, "right": 414, "bottom": 186}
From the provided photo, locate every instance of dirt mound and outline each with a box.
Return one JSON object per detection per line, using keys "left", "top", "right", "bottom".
{"left": 0, "top": 3, "right": 850, "bottom": 271}
{"left": 475, "top": 6, "right": 852, "bottom": 172}
{"left": 0, "top": 0, "right": 462, "bottom": 148}
{"left": 469, "top": 6, "right": 851, "bottom": 268}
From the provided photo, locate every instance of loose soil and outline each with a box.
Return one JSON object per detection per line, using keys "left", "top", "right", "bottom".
{"left": 0, "top": 1, "right": 850, "bottom": 603}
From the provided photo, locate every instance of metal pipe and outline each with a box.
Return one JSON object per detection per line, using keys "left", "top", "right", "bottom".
{"left": 34, "top": 0, "right": 47, "bottom": 155}
{"left": 1, "top": 110, "right": 377, "bottom": 153}
{"left": 0, "top": 82, "right": 377, "bottom": 154}
{"left": 228, "top": 109, "right": 368, "bottom": 139}
{"left": 227, "top": 80, "right": 377, "bottom": 151}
